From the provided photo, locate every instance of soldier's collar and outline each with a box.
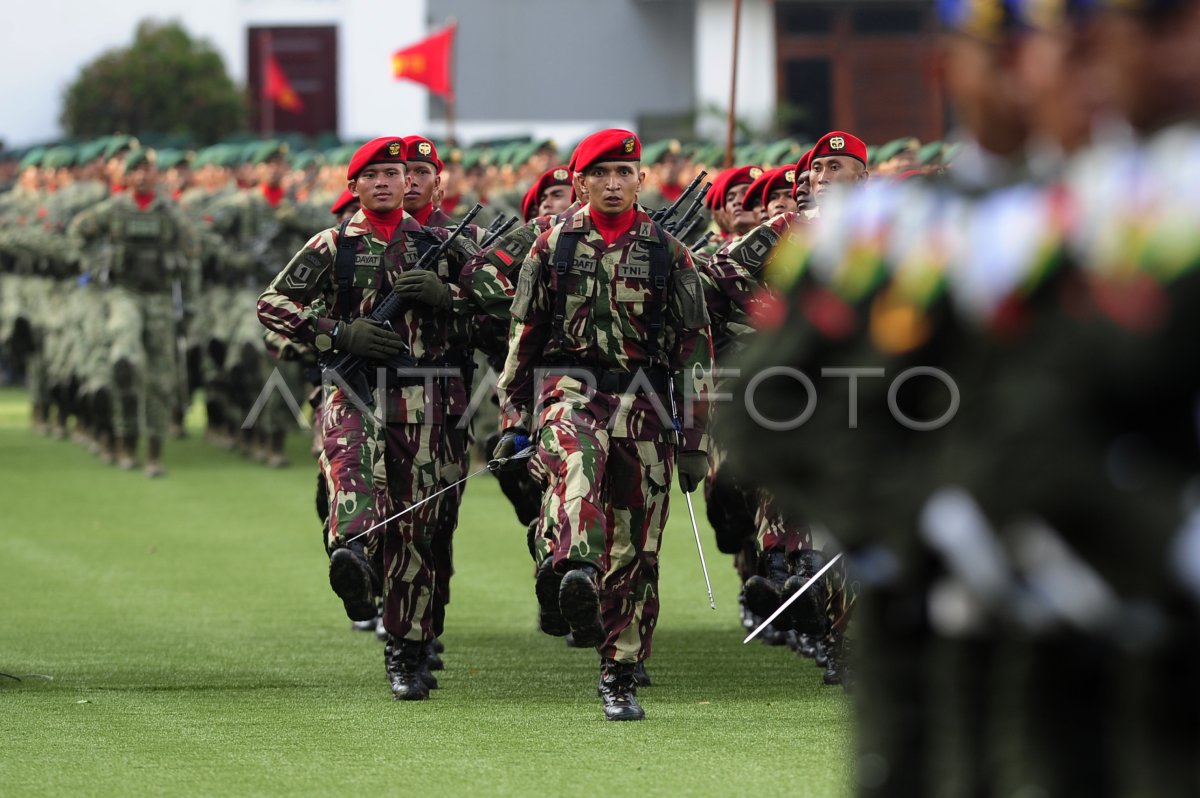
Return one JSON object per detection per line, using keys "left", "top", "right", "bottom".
{"left": 570, "top": 203, "right": 657, "bottom": 240}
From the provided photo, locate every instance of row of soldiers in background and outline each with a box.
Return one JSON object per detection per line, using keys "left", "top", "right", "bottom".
{"left": 0, "top": 129, "right": 961, "bottom": 479}
{"left": 705, "top": 0, "right": 1200, "bottom": 795}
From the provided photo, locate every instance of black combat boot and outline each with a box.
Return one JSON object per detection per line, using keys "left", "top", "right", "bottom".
{"left": 822, "top": 630, "right": 844, "bottom": 685}
{"left": 558, "top": 564, "right": 603, "bottom": 647}
{"left": 328, "top": 543, "right": 378, "bottom": 622}
{"left": 743, "top": 551, "right": 790, "bottom": 626}
{"left": 534, "top": 558, "right": 569, "bottom": 637}
{"left": 598, "top": 658, "right": 645, "bottom": 721}
{"left": 385, "top": 638, "right": 430, "bottom": 701}
{"left": 633, "top": 661, "right": 652, "bottom": 687}
{"left": 781, "top": 549, "right": 827, "bottom": 636}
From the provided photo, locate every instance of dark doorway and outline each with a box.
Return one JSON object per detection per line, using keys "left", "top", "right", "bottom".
{"left": 247, "top": 26, "right": 338, "bottom": 139}
{"left": 781, "top": 58, "right": 832, "bottom": 140}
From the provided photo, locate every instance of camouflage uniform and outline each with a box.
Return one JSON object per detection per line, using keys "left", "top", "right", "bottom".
{"left": 68, "top": 192, "right": 189, "bottom": 453}
{"left": 498, "top": 203, "right": 714, "bottom": 664}
{"left": 258, "top": 207, "right": 511, "bottom": 643}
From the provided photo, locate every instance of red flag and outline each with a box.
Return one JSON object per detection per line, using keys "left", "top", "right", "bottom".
{"left": 391, "top": 23, "right": 455, "bottom": 98}
{"left": 264, "top": 54, "right": 303, "bottom": 112}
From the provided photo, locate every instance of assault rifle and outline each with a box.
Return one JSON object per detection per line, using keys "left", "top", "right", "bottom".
{"left": 321, "top": 204, "right": 482, "bottom": 402}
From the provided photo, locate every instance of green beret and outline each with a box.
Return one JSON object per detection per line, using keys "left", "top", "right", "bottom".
{"left": 42, "top": 146, "right": 77, "bottom": 170}
{"left": 875, "top": 137, "right": 920, "bottom": 164}
{"left": 290, "top": 150, "right": 323, "bottom": 170}
{"left": 103, "top": 135, "right": 139, "bottom": 161}
{"left": 917, "top": 141, "right": 945, "bottom": 166}
{"left": 18, "top": 147, "right": 47, "bottom": 170}
{"left": 77, "top": 140, "right": 108, "bottom": 164}
{"left": 252, "top": 140, "right": 290, "bottom": 165}
{"left": 123, "top": 148, "right": 156, "bottom": 170}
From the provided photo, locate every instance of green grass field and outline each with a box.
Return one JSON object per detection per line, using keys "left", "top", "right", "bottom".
{"left": 0, "top": 386, "right": 852, "bottom": 797}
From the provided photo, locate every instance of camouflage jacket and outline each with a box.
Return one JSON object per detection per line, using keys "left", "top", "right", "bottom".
{"left": 497, "top": 203, "right": 714, "bottom": 452}
{"left": 257, "top": 208, "right": 510, "bottom": 423}
{"left": 68, "top": 193, "right": 191, "bottom": 293}
{"left": 207, "top": 188, "right": 318, "bottom": 288}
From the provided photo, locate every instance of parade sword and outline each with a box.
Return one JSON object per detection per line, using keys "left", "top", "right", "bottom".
{"left": 341, "top": 444, "right": 537, "bottom": 545}
{"left": 668, "top": 380, "right": 716, "bottom": 610}
{"left": 743, "top": 552, "right": 843, "bottom": 644}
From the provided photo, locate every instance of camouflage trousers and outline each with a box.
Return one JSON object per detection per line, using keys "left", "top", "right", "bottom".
{"left": 430, "top": 422, "right": 470, "bottom": 639}
{"left": 108, "top": 290, "right": 177, "bottom": 439}
{"left": 754, "top": 491, "right": 812, "bottom": 557}
{"left": 319, "top": 386, "right": 460, "bottom": 642}
{"left": 529, "top": 415, "right": 674, "bottom": 663}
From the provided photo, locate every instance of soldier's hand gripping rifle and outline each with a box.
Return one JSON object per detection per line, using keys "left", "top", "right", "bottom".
{"left": 664, "top": 183, "right": 711, "bottom": 237}
{"left": 650, "top": 170, "right": 708, "bottom": 228}
{"left": 321, "top": 204, "right": 482, "bottom": 404}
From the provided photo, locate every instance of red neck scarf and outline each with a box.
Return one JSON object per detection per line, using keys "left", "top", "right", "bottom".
{"left": 133, "top": 192, "right": 156, "bottom": 210}
{"left": 362, "top": 206, "right": 406, "bottom": 242}
{"left": 261, "top": 184, "right": 285, "bottom": 207}
{"left": 591, "top": 207, "right": 636, "bottom": 247}
{"left": 408, "top": 203, "right": 434, "bottom": 227}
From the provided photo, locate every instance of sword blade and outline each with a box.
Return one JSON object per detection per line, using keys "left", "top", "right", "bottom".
{"left": 683, "top": 491, "right": 717, "bottom": 609}
{"left": 343, "top": 465, "right": 490, "bottom": 545}
{"left": 743, "top": 552, "right": 843, "bottom": 644}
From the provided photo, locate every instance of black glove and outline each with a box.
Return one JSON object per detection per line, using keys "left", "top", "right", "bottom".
{"left": 677, "top": 450, "right": 709, "bottom": 494}
{"left": 334, "top": 318, "right": 407, "bottom": 359}
{"left": 491, "top": 427, "right": 531, "bottom": 468}
{"left": 394, "top": 270, "right": 450, "bottom": 308}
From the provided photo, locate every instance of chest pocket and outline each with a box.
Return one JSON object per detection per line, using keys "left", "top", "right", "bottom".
{"left": 123, "top": 215, "right": 164, "bottom": 240}
{"left": 616, "top": 246, "right": 654, "bottom": 304}
{"left": 352, "top": 253, "right": 382, "bottom": 289}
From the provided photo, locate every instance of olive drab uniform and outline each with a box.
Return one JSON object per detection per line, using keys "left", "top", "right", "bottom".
{"left": 498, "top": 203, "right": 714, "bottom": 664}
{"left": 68, "top": 191, "right": 190, "bottom": 456}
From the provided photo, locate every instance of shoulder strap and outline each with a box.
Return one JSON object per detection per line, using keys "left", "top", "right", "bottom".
{"left": 333, "top": 219, "right": 356, "bottom": 318}
{"left": 644, "top": 222, "right": 671, "bottom": 361}
{"left": 552, "top": 230, "right": 584, "bottom": 348}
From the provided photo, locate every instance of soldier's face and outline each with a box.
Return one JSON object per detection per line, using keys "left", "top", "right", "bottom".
{"left": 124, "top": 164, "right": 156, "bottom": 194}
{"left": 578, "top": 161, "right": 643, "bottom": 215}
{"left": 811, "top": 156, "right": 867, "bottom": 203}
{"left": 725, "top": 183, "right": 758, "bottom": 233}
{"left": 261, "top": 156, "right": 288, "bottom": 187}
{"left": 795, "top": 170, "right": 814, "bottom": 211}
{"left": 350, "top": 163, "right": 406, "bottom": 212}
{"left": 766, "top": 187, "right": 798, "bottom": 217}
{"left": 405, "top": 162, "right": 440, "bottom": 212}
{"left": 539, "top": 184, "right": 572, "bottom": 217}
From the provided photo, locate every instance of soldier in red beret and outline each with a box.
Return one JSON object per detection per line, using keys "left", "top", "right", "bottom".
{"left": 793, "top": 148, "right": 816, "bottom": 214}
{"left": 744, "top": 165, "right": 799, "bottom": 222}
{"left": 810, "top": 131, "right": 870, "bottom": 207}
{"left": 259, "top": 136, "right": 514, "bottom": 701}
{"left": 493, "top": 128, "right": 715, "bottom": 720}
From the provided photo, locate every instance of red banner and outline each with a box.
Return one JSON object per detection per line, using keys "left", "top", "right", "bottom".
{"left": 391, "top": 23, "right": 456, "bottom": 98}
{"left": 264, "top": 54, "right": 303, "bottom": 112}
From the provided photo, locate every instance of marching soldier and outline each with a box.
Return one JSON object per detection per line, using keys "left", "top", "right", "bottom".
{"left": 493, "top": 129, "right": 714, "bottom": 720}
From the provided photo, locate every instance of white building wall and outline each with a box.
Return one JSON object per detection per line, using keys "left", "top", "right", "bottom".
{"left": 3, "top": 0, "right": 431, "bottom": 147}
{"left": 693, "top": 0, "right": 776, "bottom": 140}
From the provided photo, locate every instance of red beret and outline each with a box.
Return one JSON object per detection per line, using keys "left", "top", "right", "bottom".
{"left": 793, "top": 149, "right": 815, "bottom": 200}
{"left": 347, "top": 137, "right": 408, "bottom": 180}
{"left": 744, "top": 165, "right": 795, "bottom": 211}
{"left": 706, "top": 165, "right": 763, "bottom": 211}
{"left": 330, "top": 189, "right": 359, "bottom": 216}
{"left": 520, "top": 183, "right": 540, "bottom": 222}
{"left": 572, "top": 128, "right": 640, "bottom": 174}
{"left": 403, "top": 135, "right": 443, "bottom": 173}
{"left": 810, "top": 131, "right": 867, "bottom": 165}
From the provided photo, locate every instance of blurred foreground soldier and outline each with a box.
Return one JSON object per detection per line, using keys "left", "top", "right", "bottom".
{"left": 68, "top": 149, "right": 189, "bottom": 477}
{"left": 494, "top": 129, "right": 714, "bottom": 720}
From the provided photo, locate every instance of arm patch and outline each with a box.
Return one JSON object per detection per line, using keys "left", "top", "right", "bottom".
{"left": 510, "top": 258, "right": 539, "bottom": 321}
{"left": 672, "top": 268, "right": 711, "bottom": 330}
{"left": 275, "top": 247, "right": 331, "bottom": 302}
{"left": 729, "top": 225, "right": 781, "bottom": 275}
{"left": 485, "top": 224, "right": 538, "bottom": 277}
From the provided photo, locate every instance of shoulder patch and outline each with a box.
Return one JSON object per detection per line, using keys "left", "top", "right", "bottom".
{"left": 729, "top": 225, "right": 782, "bottom": 275}
{"left": 511, "top": 258, "right": 539, "bottom": 320}
{"left": 672, "top": 267, "right": 711, "bottom": 330}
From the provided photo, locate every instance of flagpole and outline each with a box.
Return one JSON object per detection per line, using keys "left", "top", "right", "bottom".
{"left": 445, "top": 18, "right": 458, "bottom": 147}
{"left": 261, "top": 30, "right": 275, "bottom": 137}
{"left": 724, "top": 0, "right": 742, "bottom": 169}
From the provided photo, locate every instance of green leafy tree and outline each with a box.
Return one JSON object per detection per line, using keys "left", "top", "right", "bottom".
{"left": 60, "top": 19, "right": 246, "bottom": 145}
